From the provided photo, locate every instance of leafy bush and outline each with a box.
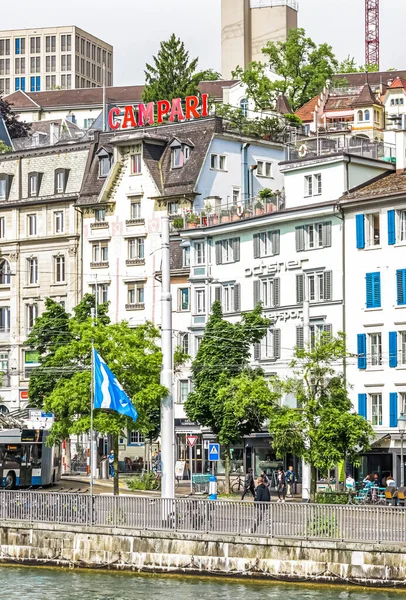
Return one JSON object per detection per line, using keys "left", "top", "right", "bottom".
{"left": 307, "top": 515, "right": 337, "bottom": 538}
{"left": 127, "top": 472, "right": 160, "bottom": 491}
{"left": 316, "top": 491, "right": 349, "bottom": 505}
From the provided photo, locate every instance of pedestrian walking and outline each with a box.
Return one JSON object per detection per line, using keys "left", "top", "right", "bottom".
{"left": 241, "top": 467, "right": 255, "bottom": 500}
{"left": 285, "top": 465, "right": 296, "bottom": 498}
{"left": 252, "top": 476, "right": 270, "bottom": 534}
{"left": 255, "top": 476, "right": 271, "bottom": 503}
{"left": 276, "top": 466, "right": 286, "bottom": 503}
{"left": 108, "top": 450, "right": 114, "bottom": 478}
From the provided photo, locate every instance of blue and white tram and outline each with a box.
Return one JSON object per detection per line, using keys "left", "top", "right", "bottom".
{"left": 0, "top": 429, "right": 61, "bottom": 489}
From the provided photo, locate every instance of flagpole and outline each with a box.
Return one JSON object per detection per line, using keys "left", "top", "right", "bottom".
{"left": 90, "top": 308, "right": 95, "bottom": 496}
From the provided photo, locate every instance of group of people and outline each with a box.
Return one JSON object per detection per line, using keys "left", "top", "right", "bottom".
{"left": 242, "top": 466, "right": 296, "bottom": 503}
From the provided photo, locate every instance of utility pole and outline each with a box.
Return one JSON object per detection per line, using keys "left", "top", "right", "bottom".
{"left": 301, "top": 286, "right": 311, "bottom": 503}
{"left": 160, "top": 216, "right": 175, "bottom": 498}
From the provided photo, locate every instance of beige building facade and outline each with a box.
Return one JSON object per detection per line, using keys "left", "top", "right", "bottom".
{"left": 221, "top": 0, "right": 298, "bottom": 79}
{"left": 0, "top": 25, "right": 113, "bottom": 96}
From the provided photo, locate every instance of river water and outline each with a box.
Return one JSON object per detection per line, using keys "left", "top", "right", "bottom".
{"left": 1, "top": 567, "right": 403, "bottom": 599}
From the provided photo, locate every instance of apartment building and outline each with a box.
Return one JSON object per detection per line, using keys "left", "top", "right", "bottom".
{"left": 0, "top": 25, "right": 113, "bottom": 95}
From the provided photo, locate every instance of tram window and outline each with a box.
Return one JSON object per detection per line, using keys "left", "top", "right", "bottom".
{"left": 4, "top": 447, "right": 21, "bottom": 464}
{"left": 32, "top": 444, "right": 42, "bottom": 468}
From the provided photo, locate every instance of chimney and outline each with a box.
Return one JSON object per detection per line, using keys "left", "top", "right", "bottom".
{"left": 395, "top": 129, "right": 406, "bottom": 172}
{"left": 49, "top": 122, "right": 59, "bottom": 145}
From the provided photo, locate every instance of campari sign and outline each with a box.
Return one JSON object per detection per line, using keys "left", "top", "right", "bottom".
{"left": 108, "top": 93, "right": 209, "bottom": 130}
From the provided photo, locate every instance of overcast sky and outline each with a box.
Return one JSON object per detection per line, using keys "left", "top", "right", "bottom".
{"left": 3, "top": 0, "right": 406, "bottom": 85}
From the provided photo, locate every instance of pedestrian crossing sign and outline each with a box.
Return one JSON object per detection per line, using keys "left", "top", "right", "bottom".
{"left": 209, "top": 443, "right": 220, "bottom": 461}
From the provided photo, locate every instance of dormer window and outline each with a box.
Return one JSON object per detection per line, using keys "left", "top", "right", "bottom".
{"left": 131, "top": 144, "right": 142, "bottom": 175}
{"left": 97, "top": 148, "right": 112, "bottom": 178}
{"left": 171, "top": 139, "right": 191, "bottom": 169}
{"left": 55, "top": 168, "right": 69, "bottom": 194}
{"left": 0, "top": 174, "right": 13, "bottom": 201}
{"left": 28, "top": 172, "right": 43, "bottom": 197}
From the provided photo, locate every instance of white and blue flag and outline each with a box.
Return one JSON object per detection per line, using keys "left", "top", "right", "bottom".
{"left": 93, "top": 348, "right": 138, "bottom": 422}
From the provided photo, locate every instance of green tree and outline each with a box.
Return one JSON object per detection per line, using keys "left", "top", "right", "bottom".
{"left": 234, "top": 28, "right": 338, "bottom": 111}
{"left": 143, "top": 34, "right": 200, "bottom": 102}
{"left": 0, "top": 93, "right": 30, "bottom": 139}
{"left": 185, "top": 301, "right": 274, "bottom": 492}
{"left": 338, "top": 55, "right": 380, "bottom": 74}
{"left": 0, "top": 141, "right": 11, "bottom": 153}
{"left": 194, "top": 68, "right": 222, "bottom": 82}
{"left": 268, "top": 334, "right": 374, "bottom": 501}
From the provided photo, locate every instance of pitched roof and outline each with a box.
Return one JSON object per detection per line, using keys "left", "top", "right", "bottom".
{"left": 324, "top": 95, "right": 359, "bottom": 111}
{"left": 6, "top": 81, "right": 237, "bottom": 111}
{"left": 275, "top": 94, "right": 292, "bottom": 115}
{"left": 295, "top": 94, "right": 320, "bottom": 122}
{"left": 341, "top": 170, "right": 406, "bottom": 201}
{"left": 334, "top": 70, "right": 406, "bottom": 89}
{"left": 388, "top": 77, "right": 406, "bottom": 90}
{"left": 353, "top": 83, "right": 380, "bottom": 107}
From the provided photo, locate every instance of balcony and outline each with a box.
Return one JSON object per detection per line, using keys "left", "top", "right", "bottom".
{"left": 171, "top": 194, "right": 284, "bottom": 232}
{"left": 90, "top": 221, "right": 109, "bottom": 230}
{"left": 126, "top": 258, "right": 145, "bottom": 266}
{"left": 125, "top": 303, "right": 145, "bottom": 311}
{"left": 287, "top": 137, "right": 396, "bottom": 163}
{"left": 90, "top": 261, "right": 109, "bottom": 269}
{"left": 325, "top": 121, "right": 355, "bottom": 132}
{"left": 126, "top": 218, "right": 145, "bottom": 227}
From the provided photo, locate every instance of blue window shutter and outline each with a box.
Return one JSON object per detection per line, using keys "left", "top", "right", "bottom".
{"left": 30, "top": 76, "right": 35, "bottom": 92}
{"left": 389, "top": 332, "right": 398, "bottom": 368}
{"left": 366, "top": 273, "right": 372, "bottom": 308}
{"left": 373, "top": 272, "right": 381, "bottom": 307}
{"left": 390, "top": 393, "right": 398, "bottom": 428}
{"left": 36, "top": 76, "right": 40, "bottom": 91}
{"left": 397, "top": 269, "right": 406, "bottom": 305}
{"left": 356, "top": 214, "right": 365, "bottom": 249}
{"left": 358, "top": 393, "right": 367, "bottom": 419}
{"left": 21, "top": 77, "right": 25, "bottom": 92}
{"left": 366, "top": 272, "right": 381, "bottom": 308}
{"left": 357, "top": 334, "right": 367, "bottom": 369}
{"left": 388, "top": 210, "right": 396, "bottom": 245}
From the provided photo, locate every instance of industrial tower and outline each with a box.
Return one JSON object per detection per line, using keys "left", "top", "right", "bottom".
{"left": 365, "top": 0, "right": 380, "bottom": 69}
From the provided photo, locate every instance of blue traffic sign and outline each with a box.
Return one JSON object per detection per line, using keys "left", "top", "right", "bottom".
{"left": 209, "top": 443, "right": 220, "bottom": 461}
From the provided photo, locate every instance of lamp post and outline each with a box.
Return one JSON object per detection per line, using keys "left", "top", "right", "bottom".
{"left": 398, "top": 413, "right": 406, "bottom": 487}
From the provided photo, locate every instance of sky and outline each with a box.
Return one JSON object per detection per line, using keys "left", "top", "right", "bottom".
{"left": 2, "top": 0, "right": 406, "bottom": 85}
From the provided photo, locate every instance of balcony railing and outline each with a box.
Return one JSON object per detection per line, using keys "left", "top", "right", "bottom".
{"left": 288, "top": 137, "right": 396, "bottom": 163}
{"left": 90, "top": 221, "right": 109, "bottom": 229}
{"left": 125, "top": 303, "right": 145, "bottom": 311}
{"left": 126, "top": 218, "right": 145, "bottom": 227}
{"left": 325, "top": 121, "right": 355, "bottom": 132}
{"left": 171, "top": 194, "right": 284, "bottom": 232}
{"left": 126, "top": 258, "right": 145, "bottom": 266}
{"left": 90, "top": 261, "right": 109, "bottom": 269}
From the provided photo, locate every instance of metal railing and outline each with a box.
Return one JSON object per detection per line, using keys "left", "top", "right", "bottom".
{"left": 1, "top": 491, "right": 406, "bottom": 543}
{"left": 288, "top": 137, "right": 396, "bottom": 163}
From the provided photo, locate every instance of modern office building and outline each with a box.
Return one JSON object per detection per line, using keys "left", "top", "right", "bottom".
{"left": 221, "top": 0, "right": 298, "bottom": 79}
{"left": 0, "top": 25, "right": 113, "bottom": 95}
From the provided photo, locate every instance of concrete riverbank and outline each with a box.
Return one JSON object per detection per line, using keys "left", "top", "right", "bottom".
{"left": 1, "top": 520, "right": 406, "bottom": 587}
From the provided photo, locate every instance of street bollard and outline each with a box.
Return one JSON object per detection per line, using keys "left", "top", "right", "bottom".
{"left": 209, "top": 475, "right": 217, "bottom": 500}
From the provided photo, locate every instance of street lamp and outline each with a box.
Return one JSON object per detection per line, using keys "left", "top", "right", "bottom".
{"left": 398, "top": 413, "right": 406, "bottom": 487}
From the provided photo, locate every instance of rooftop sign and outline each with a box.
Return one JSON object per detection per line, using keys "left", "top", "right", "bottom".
{"left": 108, "top": 94, "right": 209, "bottom": 131}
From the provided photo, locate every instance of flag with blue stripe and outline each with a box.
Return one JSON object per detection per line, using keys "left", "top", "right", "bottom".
{"left": 93, "top": 348, "right": 138, "bottom": 422}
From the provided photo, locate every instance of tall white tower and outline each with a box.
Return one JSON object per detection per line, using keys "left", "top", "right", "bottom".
{"left": 221, "top": 0, "right": 298, "bottom": 79}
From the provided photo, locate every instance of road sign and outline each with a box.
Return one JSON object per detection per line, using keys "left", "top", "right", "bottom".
{"left": 187, "top": 435, "right": 198, "bottom": 448}
{"left": 209, "top": 443, "right": 220, "bottom": 461}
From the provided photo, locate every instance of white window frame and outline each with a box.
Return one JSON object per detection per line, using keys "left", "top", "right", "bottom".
{"left": 309, "top": 324, "right": 332, "bottom": 349}
{"left": 29, "top": 174, "right": 38, "bottom": 197}
{"left": 0, "top": 180, "right": 6, "bottom": 201}
{"left": 400, "top": 392, "right": 406, "bottom": 414}
{"left": 54, "top": 255, "right": 65, "bottom": 283}
{"left": 27, "top": 213, "right": 37, "bottom": 236}
{"left": 308, "top": 272, "right": 326, "bottom": 302}
{"left": 398, "top": 209, "right": 406, "bottom": 243}
{"left": 210, "top": 153, "right": 227, "bottom": 171}
{"left": 127, "top": 283, "right": 145, "bottom": 305}
{"left": 172, "top": 146, "right": 184, "bottom": 168}
{"left": 232, "top": 187, "right": 240, "bottom": 205}
{"left": 221, "top": 239, "right": 235, "bottom": 264}
{"left": 127, "top": 238, "right": 145, "bottom": 260}
{"left": 259, "top": 231, "right": 277, "bottom": 257}
{"left": 261, "top": 329, "right": 278, "bottom": 360}
{"left": 131, "top": 144, "right": 142, "bottom": 175}
{"left": 128, "top": 430, "right": 145, "bottom": 445}
{"left": 99, "top": 156, "right": 110, "bottom": 177}
{"left": 56, "top": 171, "right": 65, "bottom": 194}
{"left": 222, "top": 283, "right": 236, "bottom": 313}
{"left": 179, "top": 380, "right": 190, "bottom": 404}
{"left": 182, "top": 246, "right": 190, "bottom": 267}
{"left": 260, "top": 278, "right": 277, "bottom": 308}
{"left": 366, "top": 212, "right": 380, "bottom": 247}
{"left": 194, "top": 241, "right": 205, "bottom": 265}
{"left": 0, "top": 216, "right": 5, "bottom": 238}
{"left": 195, "top": 288, "right": 206, "bottom": 314}
{"left": 167, "top": 201, "right": 179, "bottom": 216}
{"left": 92, "top": 241, "right": 108, "bottom": 263}
{"left": 130, "top": 200, "right": 141, "bottom": 219}
{"left": 369, "top": 332, "right": 382, "bottom": 367}
{"left": 0, "top": 306, "right": 10, "bottom": 332}
{"left": 180, "top": 332, "right": 189, "bottom": 355}
{"left": 370, "top": 393, "right": 383, "bottom": 426}
{"left": 400, "top": 331, "right": 406, "bottom": 366}
{"left": 91, "top": 283, "right": 109, "bottom": 304}
{"left": 54, "top": 211, "right": 64, "bottom": 234}
{"left": 304, "top": 173, "right": 322, "bottom": 197}
{"left": 95, "top": 208, "right": 106, "bottom": 223}
{"left": 26, "top": 303, "right": 38, "bottom": 332}
{"left": 178, "top": 288, "right": 190, "bottom": 312}
{"left": 27, "top": 257, "right": 38, "bottom": 285}
{"left": 257, "top": 160, "right": 273, "bottom": 178}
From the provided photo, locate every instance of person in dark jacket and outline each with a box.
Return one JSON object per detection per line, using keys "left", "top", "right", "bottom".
{"left": 255, "top": 476, "right": 271, "bottom": 502}
{"left": 276, "top": 466, "right": 287, "bottom": 503}
{"left": 241, "top": 467, "right": 255, "bottom": 500}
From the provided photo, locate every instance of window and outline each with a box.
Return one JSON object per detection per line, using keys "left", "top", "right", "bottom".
{"left": 167, "top": 202, "right": 179, "bottom": 216}
{"left": 304, "top": 173, "right": 322, "bottom": 197}
{"left": 28, "top": 173, "right": 41, "bottom": 197}
{"left": 296, "top": 221, "right": 331, "bottom": 252}
{"left": 399, "top": 209, "right": 406, "bottom": 243}
{"left": 0, "top": 40, "right": 10, "bottom": 56}
{"left": 30, "top": 56, "right": 40, "bottom": 73}
{"left": 370, "top": 393, "right": 382, "bottom": 426}
{"left": 182, "top": 246, "right": 190, "bottom": 268}
{"left": 369, "top": 333, "right": 382, "bottom": 367}
{"left": 130, "top": 201, "right": 141, "bottom": 219}
{"left": 95, "top": 208, "right": 106, "bottom": 223}
{"left": 257, "top": 329, "right": 281, "bottom": 361}
{"left": 45, "top": 36, "right": 56, "bottom": 53}
{"left": 0, "top": 179, "right": 5, "bottom": 201}
{"left": 46, "top": 55, "right": 56, "bottom": 72}
{"left": 128, "top": 238, "right": 145, "bottom": 260}
{"left": 128, "top": 430, "right": 144, "bottom": 444}
{"left": 257, "top": 160, "right": 273, "bottom": 178}
{"left": 310, "top": 324, "right": 332, "bottom": 349}
{"left": 178, "top": 288, "right": 190, "bottom": 311}
{"left": 232, "top": 188, "right": 240, "bottom": 205}
{"left": 15, "top": 38, "right": 25, "bottom": 55}
{"left": 365, "top": 212, "right": 380, "bottom": 246}
{"left": 55, "top": 169, "right": 68, "bottom": 194}
{"left": 179, "top": 380, "right": 190, "bottom": 404}
{"left": 0, "top": 259, "right": 10, "bottom": 285}
{"left": 180, "top": 332, "right": 189, "bottom": 355}
{"left": 215, "top": 238, "right": 240, "bottom": 264}
{"left": 210, "top": 154, "right": 227, "bottom": 171}
{"left": 239, "top": 98, "right": 249, "bottom": 117}
{"left": 0, "top": 307, "right": 10, "bottom": 333}
{"left": 0, "top": 217, "right": 5, "bottom": 239}
{"left": 131, "top": 145, "right": 142, "bottom": 174}
{"left": 27, "top": 257, "right": 38, "bottom": 285}
{"left": 364, "top": 109, "right": 370, "bottom": 121}
{"left": 91, "top": 283, "right": 109, "bottom": 304}
{"left": 27, "top": 214, "right": 37, "bottom": 236}
{"left": 30, "top": 37, "right": 40, "bottom": 53}
{"left": 92, "top": 242, "right": 108, "bottom": 264}
{"left": 0, "top": 352, "right": 9, "bottom": 379}
{"left": 400, "top": 332, "right": 406, "bottom": 366}
{"left": 254, "top": 277, "right": 280, "bottom": 308}
{"left": 308, "top": 271, "right": 332, "bottom": 302}
{"left": 194, "top": 242, "right": 205, "bottom": 265}
{"left": 54, "top": 211, "right": 64, "bottom": 234}
{"left": 215, "top": 283, "right": 241, "bottom": 313}
{"left": 195, "top": 289, "right": 206, "bottom": 314}
{"left": 46, "top": 75, "right": 56, "bottom": 90}
{"left": 54, "top": 256, "right": 65, "bottom": 283}
{"left": 127, "top": 283, "right": 145, "bottom": 306}
{"left": 253, "top": 230, "right": 280, "bottom": 258}
{"left": 172, "top": 146, "right": 184, "bottom": 168}
{"left": 397, "top": 269, "right": 406, "bottom": 305}
{"left": 99, "top": 155, "right": 110, "bottom": 178}
{"left": 15, "top": 57, "right": 25, "bottom": 74}
{"left": 400, "top": 392, "right": 406, "bottom": 415}
{"left": 366, "top": 272, "right": 381, "bottom": 308}
{"left": 26, "top": 303, "right": 38, "bottom": 331}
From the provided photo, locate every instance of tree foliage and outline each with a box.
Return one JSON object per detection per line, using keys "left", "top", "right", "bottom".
{"left": 234, "top": 28, "right": 338, "bottom": 112}
{"left": 268, "top": 334, "right": 374, "bottom": 500}
{"left": 0, "top": 94, "right": 30, "bottom": 139}
{"left": 185, "top": 302, "right": 275, "bottom": 491}
{"left": 215, "top": 102, "right": 295, "bottom": 142}
{"left": 337, "top": 55, "right": 380, "bottom": 74}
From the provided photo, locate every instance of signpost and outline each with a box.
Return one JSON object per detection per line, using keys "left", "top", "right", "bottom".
{"left": 187, "top": 435, "right": 198, "bottom": 495}
{"left": 208, "top": 443, "right": 220, "bottom": 500}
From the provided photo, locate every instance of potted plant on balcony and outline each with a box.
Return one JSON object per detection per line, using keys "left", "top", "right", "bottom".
{"left": 220, "top": 209, "right": 230, "bottom": 223}
{"left": 186, "top": 213, "right": 200, "bottom": 229}
{"left": 254, "top": 199, "right": 264, "bottom": 216}
{"left": 230, "top": 205, "right": 240, "bottom": 222}
{"left": 259, "top": 188, "right": 276, "bottom": 213}
{"left": 173, "top": 216, "right": 184, "bottom": 230}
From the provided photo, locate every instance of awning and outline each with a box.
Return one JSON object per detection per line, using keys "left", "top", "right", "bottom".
{"left": 371, "top": 433, "right": 391, "bottom": 448}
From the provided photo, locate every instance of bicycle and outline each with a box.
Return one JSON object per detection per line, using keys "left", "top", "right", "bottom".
{"left": 231, "top": 474, "right": 245, "bottom": 494}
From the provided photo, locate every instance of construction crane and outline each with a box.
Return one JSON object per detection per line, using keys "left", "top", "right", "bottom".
{"left": 365, "top": 0, "right": 380, "bottom": 69}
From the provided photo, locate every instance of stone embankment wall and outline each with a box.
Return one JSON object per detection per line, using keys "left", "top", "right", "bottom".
{"left": 0, "top": 520, "right": 405, "bottom": 586}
